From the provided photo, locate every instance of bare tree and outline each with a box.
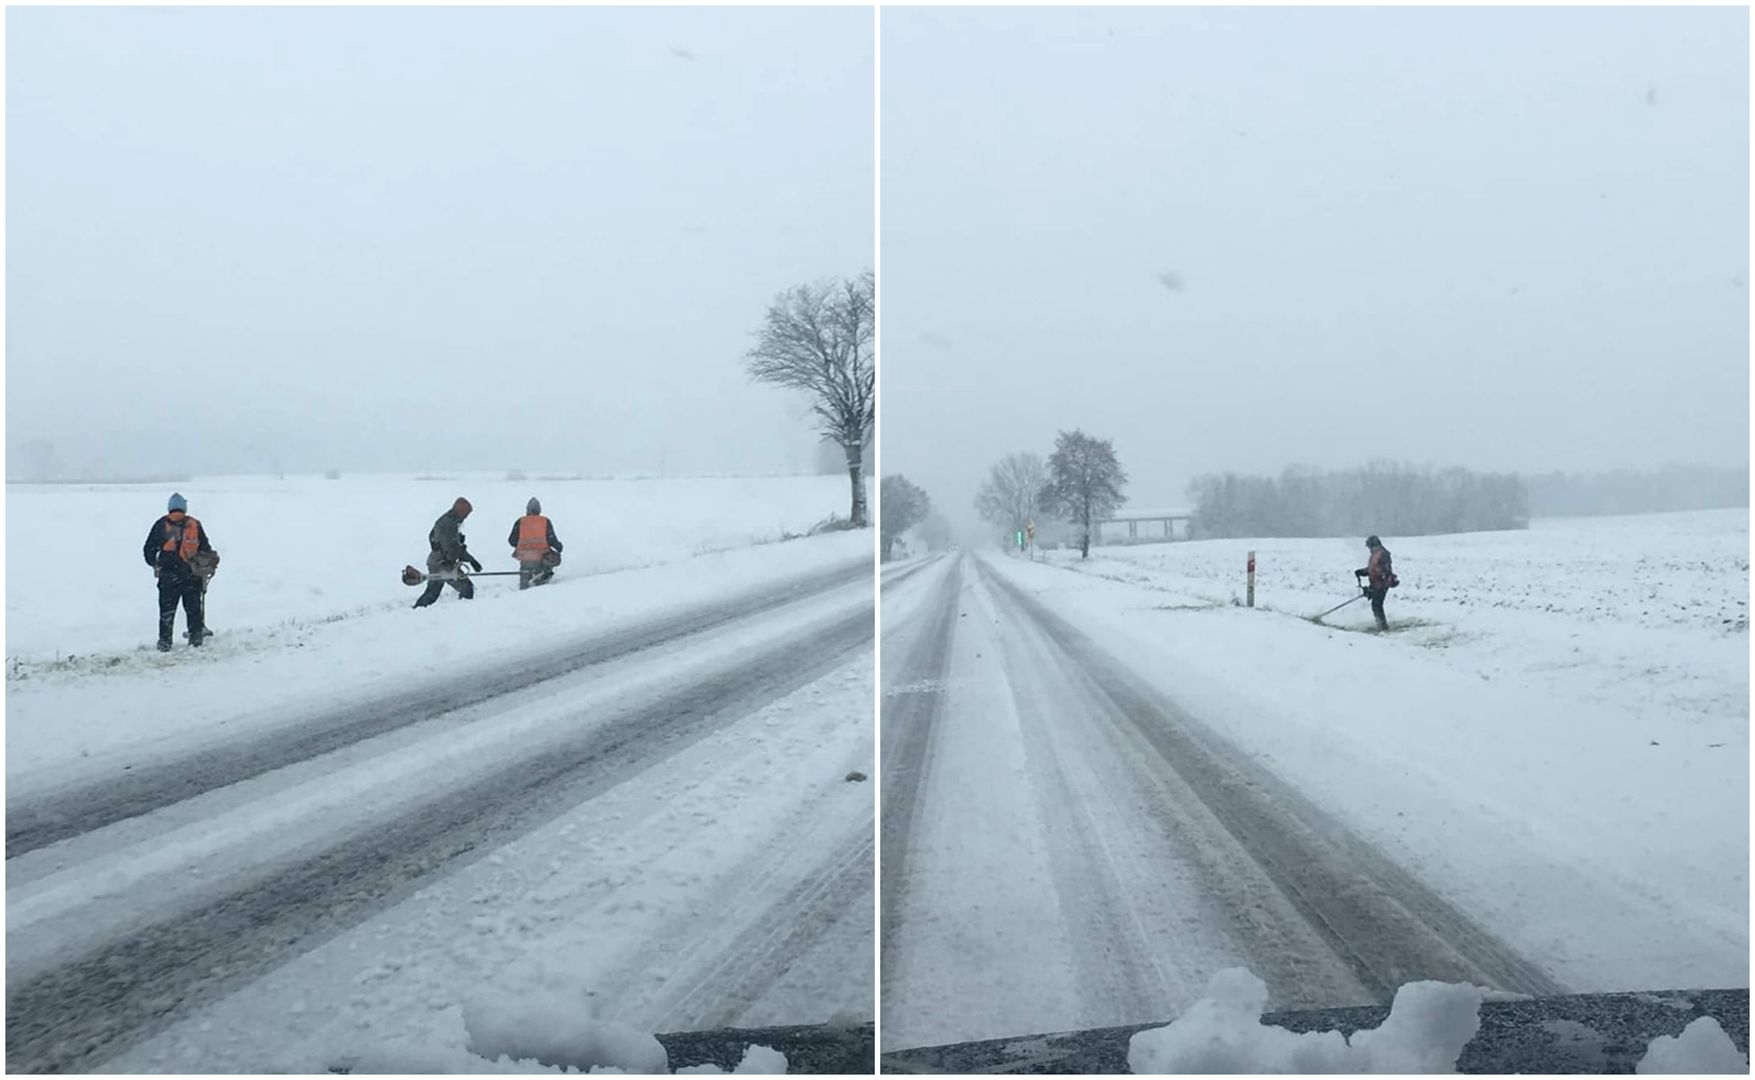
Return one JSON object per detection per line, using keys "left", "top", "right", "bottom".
{"left": 974, "top": 452, "right": 1047, "bottom": 543}
{"left": 1040, "top": 429, "right": 1127, "bottom": 558}
{"left": 747, "top": 272, "right": 875, "bottom": 525}
{"left": 880, "top": 474, "right": 931, "bottom": 561}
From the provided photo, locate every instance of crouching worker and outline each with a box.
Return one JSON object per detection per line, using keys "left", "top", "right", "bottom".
{"left": 144, "top": 492, "right": 216, "bottom": 651}
{"left": 414, "top": 497, "right": 482, "bottom": 608}
{"left": 509, "top": 497, "right": 564, "bottom": 590}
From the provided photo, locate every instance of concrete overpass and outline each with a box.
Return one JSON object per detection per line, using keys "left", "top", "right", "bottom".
{"left": 1096, "top": 507, "right": 1193, "bottom": 543}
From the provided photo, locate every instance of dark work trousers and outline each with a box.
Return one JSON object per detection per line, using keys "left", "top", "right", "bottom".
{"left": 158, "top": 575, "right": 205, "bottom": 645}
{"left": 414, "top": 571, "right": 475, "bottom": 608}
{"left": 517, "top": 560, "right": 554, "bottom": 590}
{"left": 1368, "top": 587, "right": 1389, "bottom": 631}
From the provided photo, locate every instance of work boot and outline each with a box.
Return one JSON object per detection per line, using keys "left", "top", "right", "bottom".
{"left": 157, "top": 640, "right": 172, "bottom": 653}
{"left": 190, "top": 631, "right": 205, "bottom": 647}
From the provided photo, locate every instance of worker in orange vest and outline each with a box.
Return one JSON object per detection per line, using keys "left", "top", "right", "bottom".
{"left": 508, "top": 497, "right": 564, "bottom": 590}
{"left": 142, "top": 492, "right": 217, "bottom": 651}
{"left": 1354, "top": 535, "right": 1398, "bottom": 631}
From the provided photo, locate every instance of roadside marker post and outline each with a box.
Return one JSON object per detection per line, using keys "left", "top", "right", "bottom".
{"left": 1247, "top": 550, "right": 1256, "bottom": 608}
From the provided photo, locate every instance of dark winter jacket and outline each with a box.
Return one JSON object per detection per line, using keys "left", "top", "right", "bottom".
{"left": 508, "top": 516, "right": 564, "bottom": 560}
{"left": 428, "top": 510, "right": 474, "bottom": 566}
{"left": 143, "top": 513, "right": 215, "bottom": 583}
{"left": 1356, "top": 546, "right": 1395, "bottom": 592}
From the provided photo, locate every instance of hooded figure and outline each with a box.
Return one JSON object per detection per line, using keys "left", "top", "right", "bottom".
{"left": 1354, "top": 535, "right": 1396, "bottom": 631}
{"left": 509, "top": 497, "right": 564, "bottom": 590}
{"left": 143, "top": 492, "right": 216, "bottom": 650}
{"left": 414, "top": 497, "right": 481, "bottom": 608}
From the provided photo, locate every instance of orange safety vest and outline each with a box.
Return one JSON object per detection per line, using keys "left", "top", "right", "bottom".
{"left": 163, "top": 514, "right": 202, "bottom": 562}
{"left": 1367, "top": 546, "right": 1394, "bottom": 590}
{"left": 515, "top": 514, "right": 550, "bottom": 563}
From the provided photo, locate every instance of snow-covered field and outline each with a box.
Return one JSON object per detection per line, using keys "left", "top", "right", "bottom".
{"left": 6, "top": 473, "right": 875, "bottom": 1073}
{"left": 5, "top": 472, "right": 859, "bottom": 664}
{"left": 880, "top": 510, "right": 1746, "bottom": 1054}
{"left": 1024, "top": 511, "right": 1748, "bottom": 994}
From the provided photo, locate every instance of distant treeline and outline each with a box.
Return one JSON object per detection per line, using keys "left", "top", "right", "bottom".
{"left": 6, "top": 473, "right": 191, "bottom": 486}
{"left": 1186, "top": 463, "right": 1529, "bottom": 539}
{"left": 1525, "top": 465, "right": 1749, "bottom": 518}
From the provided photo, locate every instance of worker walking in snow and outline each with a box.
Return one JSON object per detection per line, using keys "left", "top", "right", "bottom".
{"left": 508, "top": 497, "right": 564, "bottom": 590}
{"left": 1354, "top": 535, "right": 1397, "bottom": 631}
{"left": 414, "top": 497, "right": 482, "bottom": 608}
{"left": 143, "top": 492, "right": 217, "bottom": 651}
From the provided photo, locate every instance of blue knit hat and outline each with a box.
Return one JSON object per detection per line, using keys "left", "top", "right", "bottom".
{"left": 167, "top": 492, "right": 188, "bottom": 512}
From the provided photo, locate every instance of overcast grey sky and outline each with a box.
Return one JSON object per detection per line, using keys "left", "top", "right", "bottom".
{"left": 882, "top": 7, "right": 1748, "bottom": 529}
{"left": 7, "top": 6, "right": 872, "bottom": 478}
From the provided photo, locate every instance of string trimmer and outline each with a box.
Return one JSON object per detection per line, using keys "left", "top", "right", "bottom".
{"left": 1311, "top": 587, "right": 1369, "bottom": 623}
{"left": 400, "top": 564, "right": 522, "bottom": 586}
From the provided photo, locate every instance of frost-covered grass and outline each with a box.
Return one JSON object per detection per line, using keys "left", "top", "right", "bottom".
{"left": 4, "top": 472, "right": 856, "bottom": 663}
{"left": 1039, "top": 510, "right": 1748, "bottom": 745}
{"left": 1058, "top": 510, "right": 1749, "bottom": 631}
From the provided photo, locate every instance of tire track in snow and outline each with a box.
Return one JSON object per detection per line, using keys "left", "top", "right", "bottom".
{"left": 878, "top": 557, "right": 963, "bottom": 999}
{"left": 881, "top": 555, "right": 1357, "bottom": 1048}
{"left": 992, "top": 618, "right": 1180, "bottom": 1022}
{"left": 5, "top": 604, "right": 873, "bottom": 1075}
{"left": 978, "top": 561, "right": 1373, "bottom": 1015}
{"left": 980, "top": 558, "right": 1566, "bottom": 1003}
{"left": 648, "top": 825, "right": 874, "bottom": 1034}
{"left": 880, "top": 555, "right": 939, "bottom": 595}
{"left": 7, "top": 559, "right": 868, "bottom": 859}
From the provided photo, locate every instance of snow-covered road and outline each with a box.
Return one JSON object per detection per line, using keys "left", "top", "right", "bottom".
{"left": 7, "top": 545, "right": 874, "bottom": 1073}
{"left": 880, "top": 552, "right": 1570, "bottom": 1053}
{"left": 8, "top": 559, "right": 863, "bottom": 858}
